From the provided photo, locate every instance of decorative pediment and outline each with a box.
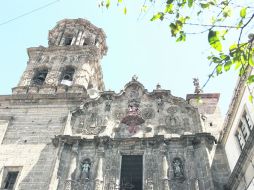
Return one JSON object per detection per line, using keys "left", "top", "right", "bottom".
{"left": 66, "top": 77, "right": 201, "bottom": 138}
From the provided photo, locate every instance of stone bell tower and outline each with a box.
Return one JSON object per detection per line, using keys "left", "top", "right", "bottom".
{"left": 12, "top": 18, "right": 107, "bottom": 95}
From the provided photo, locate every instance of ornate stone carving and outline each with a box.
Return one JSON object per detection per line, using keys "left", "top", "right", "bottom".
{"left": 167, "top": 106, "right": 178, "bottom": 114}
{"left": 78, "top": 112, "right": 106, "bottom": 135}
{"left": 142, "top": 108, "right": 155, "bottom": 120}
{"left": 129, "top": 89, "right": 139, "bottom": 100}
{"left": 120, "top": 98, "right": 144, "bottom": 134}
{"left": 165, "top": 115, "right": 181, "bottom": 127}
{"left": 113, "top": 109, "right": 125, "bottom": 120}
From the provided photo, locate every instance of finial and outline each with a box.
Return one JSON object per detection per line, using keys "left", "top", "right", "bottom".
{"left": 193, "top": 78, "right": 203, "bottom": 94}
{"left": 156, "top": 83, "right": 161, "bottom": 90}
{"left": 132, "top": 75, "right": 138, "bottom": 81}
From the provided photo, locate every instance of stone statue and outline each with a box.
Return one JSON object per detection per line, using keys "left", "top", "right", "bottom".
{"left": 105, "top": 100, "right": 112, "bottom": 112}
{"left": 81, "top": 159, "right": 91, "bottom": 180}
{"left": 156, "top": 97, "right": 164, "bottom": 112}
{"left": 173, "top": 158, "right": 184, "bottom": 178}
{"left": 193, "top": 78, "right": 203, "bottom": 94}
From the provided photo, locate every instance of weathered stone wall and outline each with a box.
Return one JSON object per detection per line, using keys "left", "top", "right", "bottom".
{"left": 0, "top": 95, "right": 81, "bottom": 190}
{"left": 54, "top": 135, "right": 216, "bottom": 190}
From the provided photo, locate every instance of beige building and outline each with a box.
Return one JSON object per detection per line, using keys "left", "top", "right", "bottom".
{"left": 221, "top": 66, "right": 254, "bottom": 190}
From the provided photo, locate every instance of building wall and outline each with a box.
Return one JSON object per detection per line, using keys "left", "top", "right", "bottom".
{"left": 0, "top": 95, "right": 80, "bottom": 190}
{"left": 224, "top": 78, "right": 254, "bottom": 171}
{"left": 222, "top": 68, "right": 254, "bottom": 189}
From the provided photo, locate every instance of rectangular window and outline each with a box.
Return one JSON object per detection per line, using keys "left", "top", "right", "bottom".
{"left": 244, "top": 111, "right": 254, "bottom": 130}
{"left": 120, "top": 155, "right": 143, "bottom": 190}
{"left": 1, "top": 167, "right": 22, "bottom": 190}
{"left": 4, "top": 171, "right": 19, "bottom": 189}
{"left": 236, "top": 108, "right": 254, "bottom": 149}
{"left": 236, "top": 129, "right": 246, "bottom": 149}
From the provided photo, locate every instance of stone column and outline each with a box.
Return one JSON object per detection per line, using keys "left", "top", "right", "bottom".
{"left": 162, "top": 155, "right": 170, "bottom": 190}
{"left": 65, "top": 142, "right": 78, "bottom": 190}
{"left": 95, "top": 153, "right": 104, "bottom": 190}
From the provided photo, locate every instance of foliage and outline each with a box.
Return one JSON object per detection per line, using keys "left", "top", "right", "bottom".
{"left": 99, "top": 0, "right": 254, "bottom": 96}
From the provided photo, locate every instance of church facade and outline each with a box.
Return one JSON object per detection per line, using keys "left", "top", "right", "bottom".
{"left": 0, "top": 18, "right": 244, "bottom": 190}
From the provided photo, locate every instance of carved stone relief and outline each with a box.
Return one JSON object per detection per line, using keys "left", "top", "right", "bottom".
{"left": 75, "top": 112, "right": 106, "bottom": 135}
{"left": 165, "top": 115, "right": 181, "bottom": 128}
{"left": 142, "top": 108, "right": 155, "bottom": 120}
{"left": 128, "top": 89, "right": 140, "bottom": 100}
{"left": 167, "top": 106, "right": 178, "bottom": 114}
{"left": 113, "top": 109, "right": 125, "bottom": 120}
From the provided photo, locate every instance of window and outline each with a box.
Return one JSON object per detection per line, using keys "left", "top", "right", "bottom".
{"left": 120, "top": 155, "right": 143, "bottom": 190}
{"left": 60, "top": 67, "right": 75, "bottom": 86}
{"left": 32, "top": 69, "right": 48, "bottom": 85}
{"left": 1, "top": 167, "right": 22, "bottom": 190}
{"left": 4, "top": 172, "right": 19, "bottom": 189}
{"left": 236, "top": 109, "right": 253, "bottom": 149}
{"left": 64, "top": 36, "right": 73, "bottom": 46}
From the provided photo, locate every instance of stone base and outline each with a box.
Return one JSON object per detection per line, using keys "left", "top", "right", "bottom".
{"left": 39, "top": 86, "right": 57, "bottom": 94}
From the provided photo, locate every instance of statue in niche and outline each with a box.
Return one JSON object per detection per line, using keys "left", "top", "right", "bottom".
{"left": 156, "top": 96, "right": 164, "bottom": 112}
{"left": 105, "top": 101, "right": 111, "bottom": 112}
{"left": 81, "top": 159, "right": 91, "bottom": 180}
{"left": 172, "top": 158, "right": 184, "bottom": 178}
{"left": 104, "top": 95, "right": 112, "bottom": 112}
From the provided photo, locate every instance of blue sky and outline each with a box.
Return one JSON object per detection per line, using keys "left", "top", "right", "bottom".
{"left": 0, "top": 0, "right": 239, "bottom": 115}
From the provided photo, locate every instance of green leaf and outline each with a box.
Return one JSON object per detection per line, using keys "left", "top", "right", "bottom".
{"left": 118, "top": 0, "right": 122, "bottom": 3}
{"left": 216, "top": 64, "right": 223, "bottom": 75}
{"left": 229, "top": 43, "right": 237, "bottom": 51}
{"left": 249, "top": 55, "right": 254, "bottom": 66}
{"left": 247, "top": 75, "right": 254, "bottom": 84}
{"left": 164, "top": 4, "right": 174, "bottom": 13}
{"left": 223, "top": 6, "right": 232, "bottom": 17}
{"left": 169, "top": 23, "right": 178, "bottom": 36}
{"left": 200, "top": 3, "right": 209, "bottom": 8}
{"left": 208, "top": 30, "right": 222, "bottom": 52}
{"left": 167, "top": 0, "right": 174, "bottom": 4}
{"left": 197, "top": 10, "right": 202, "bottom": 16}
{"left": 188, "top": 0, "right": 193, "bottom": 7}
{"left": 234, "top": 60, "right": 242, "bottom": 70}
{"left": 212, "top": 56, "right": 222, "bottom": 63}
{"left": 176, "top": 31, "right": 186, "bottom": 42}
{"left": 224, "top": 61, "right": 232, "bottom": 71}
{"left": 106, "top": 0, "right": 110, "bottom": 9}
{"left": 123, "top": 7, "right": 127, "bottom": 15}
{"left": 220, "top": 53, "right": 230, "bottom": 61}
{"left": 150, "top": 12, "right": 164, "bottom": 21}
{"left": 240, "top": 7, "right": 247, "bottom": 18}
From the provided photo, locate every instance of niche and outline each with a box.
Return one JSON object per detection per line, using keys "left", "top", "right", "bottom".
{"left": 32, "top": 69, "right": 48, "bottom": 85}
{"left": 60, "top": 66, "right": 75, "bottom": 86}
